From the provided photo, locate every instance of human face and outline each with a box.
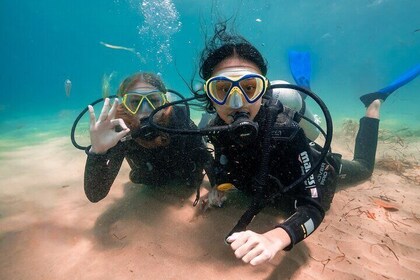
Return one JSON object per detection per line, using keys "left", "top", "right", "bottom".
{"left": 122, "top": 81, "right": 167, "bottom": 120}
{"left": 210, "top": 56, "right": 264, "bottom": 124}
{"left": 205, "top": 71, "right": 268, "bottom": 105}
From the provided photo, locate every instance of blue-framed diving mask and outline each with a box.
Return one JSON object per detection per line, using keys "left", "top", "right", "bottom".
{"left": 204, "top": 71, "right": 268, "bottom": 109}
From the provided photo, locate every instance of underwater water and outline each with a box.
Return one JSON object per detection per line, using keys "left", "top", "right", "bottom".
{"left": 1, "top": 0, "right": 419, "bottom": 145}
{"left": 0, "top": 1, "right": 419, "bottom": 279}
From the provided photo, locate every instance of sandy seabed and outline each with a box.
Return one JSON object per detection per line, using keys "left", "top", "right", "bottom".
{"left": 0, "top": 134, "right": 419, "bottom": 280}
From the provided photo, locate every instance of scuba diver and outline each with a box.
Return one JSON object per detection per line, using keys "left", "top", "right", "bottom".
{"left": 190, "top": 24, "right": 420, "bottom": 266}
{"left": 82, "top": 72, "right": 209, "bottom": 202}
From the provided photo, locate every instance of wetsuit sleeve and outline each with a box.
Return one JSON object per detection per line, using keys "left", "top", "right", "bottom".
{"left": 83, "top": 143, "right": 125, "bottom": 202}
{"left": 273, "top": 128, "right": 325, "bottom": 250}
{"left": 276, "top": 199, "right": 324, "bottom": 250}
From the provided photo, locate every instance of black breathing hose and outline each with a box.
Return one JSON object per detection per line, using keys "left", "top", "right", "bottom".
{"left": 70, "top": 83, "right": 333, "bottom": 241}
{"left": 149, "top": 84, "right": 333, "bottom": 195}
{"left": 224, "top": 98, "right": 284, "bottom": 241}
{"left": 70, "top": 89, "right": 187, "bottom": 151}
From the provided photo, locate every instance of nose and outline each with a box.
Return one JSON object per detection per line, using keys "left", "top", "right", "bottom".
{"left": 138, "top": 99, "right": 153, "bottom": 114}
{"left": 227, "top": 87, "right": 244, "bottom": 109}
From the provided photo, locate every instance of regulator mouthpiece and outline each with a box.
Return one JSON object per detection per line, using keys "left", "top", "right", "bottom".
{"left": 229, "top": 112, "right": 259, "bottom": 145}
{"left": 120, "top": 118, "right": 160, "bottom": 142}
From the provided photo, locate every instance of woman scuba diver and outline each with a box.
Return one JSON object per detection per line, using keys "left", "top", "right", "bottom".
{"left": 185, "top": 23, "right": 418, "bottom": 266}
{"left": 82, "top": 72, "right": 209, "bottom": 202}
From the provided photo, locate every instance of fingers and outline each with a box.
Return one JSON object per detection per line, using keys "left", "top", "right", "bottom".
{"left": 231, "top": 232, "right": 256, "bottom": 259}
{"left": 226, "top": 232, "right": 240, "bottom": 244}
{"left": 108, "top": 98, "right": 119, "bottom": 119}
{"left": 88, "top": 105, "right": 96, "bottom": 127}
{"left": 249, "top": 252, "right": 271, "bottom": 266}
{"left": 98, "top": 98, "right": 110, "bottom": 122}
{"left": 228, "top": 231, "right": 271, "bottom": 266}
{"left": 110, "top": 118, "right": 130, "bottom": 138}
{"left": 113, "top": 118, "right": 128, "bottom": 130}
{"left": 97, "top": 98, "right": 120, "bottom": 123}
{"left": 243, "top": 248, "right": 265, "bottom": 265}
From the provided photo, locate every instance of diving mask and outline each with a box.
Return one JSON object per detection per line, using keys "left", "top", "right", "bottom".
{"left": 204, "top": 70, "right": 268, "bottom": 106}
{"left": 122, "top": 90, "right": 168, "bottom": 115}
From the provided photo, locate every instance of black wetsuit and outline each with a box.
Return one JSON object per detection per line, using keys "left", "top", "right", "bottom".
{"left": 84, "top": 107, "right": 209, "bottom": 203}
{"left": 209, "top": 103, "right": 379, "bottom": 249}
{"left": 338, "top": 117, "right": 379, "bottom": 184}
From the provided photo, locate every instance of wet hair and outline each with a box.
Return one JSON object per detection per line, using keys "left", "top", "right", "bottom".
{"left": 198, "top": 22, "right": 268, "bottom": 111}
{"left": 199, "top": 23, "right": 267, "bottom": 80}
{"left": 117, "top": 72, "right": 167, "bottom": 96}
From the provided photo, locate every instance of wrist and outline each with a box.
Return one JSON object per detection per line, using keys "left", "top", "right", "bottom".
{"left": 264, "top": 227, "right": 292, "bottom": 252}
{"left": 89, "top": 145, "right": 108, "bottom": 155}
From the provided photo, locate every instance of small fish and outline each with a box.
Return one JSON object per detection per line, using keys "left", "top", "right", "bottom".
{"left": 100, "top": 41, "right": 136, "bottom": 52}
{"left": 64, "top": 79, "right": 72, "bottom": 97}
{"left": 100, "top": 41, "right": 146, "bottom": 63}
{"left": 414, "top": 29, "right": 420, "bottom": 33}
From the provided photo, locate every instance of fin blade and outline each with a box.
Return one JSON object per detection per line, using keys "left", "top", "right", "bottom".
{"left": 377, "top": 64, "right": 420, "bottom": 94}
{"left": 288, "top": 50, "right": 311, "bottom": 89}
{"left": 360, "top": 64, "right": 420, "bottom": 106}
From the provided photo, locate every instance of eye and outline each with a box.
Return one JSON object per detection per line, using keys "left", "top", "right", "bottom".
{"left": 127, "top": 96, "right": 141, "bottom": 107}
{"left": 240, "top": 79, "right": 257, "bottom": 95}
{"left": 214, "top": 81, "right": 232, "bottom": 99}
{"left": 216, "top": 82, "right": 231, "bottom": 93}
{"left": 244, "top": 84, "right": 256, "bottom": 91}
{"left": 149, "top": 96, "right": 163, "bottom": 105}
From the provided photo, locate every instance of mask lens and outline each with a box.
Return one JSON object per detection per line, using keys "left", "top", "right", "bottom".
{"left": 123, "top": 94, "right": 143, "bottom": 114}
{"left": 123, "top": 91, "right": 166, "bottom": 114}
{"left": 209, "top": 80, "right": 232, "bottom": 102}
{"left": 239, "top": 77, "right": 264, "bottom": 101}
{"left": 146, "top": 92, "right": 166, "bottom": 109}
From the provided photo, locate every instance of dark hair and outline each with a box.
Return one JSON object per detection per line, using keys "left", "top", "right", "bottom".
{"left": 199, "top": 23, "right": 267, "bottom": 80}
{"left": 117, "top": 72, "right": 167, "bottom": 96}
{"left": 198, "top": 23, "right": 268, "bottom": 111}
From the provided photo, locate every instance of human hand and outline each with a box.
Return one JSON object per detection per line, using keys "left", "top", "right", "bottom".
{"left": 88, "top": 98, "right": 130, "bottom": 154}
{"left": 226, "top": 228, "right": 290, "bottom": 266}
{"left": 198, "top": 187, "right": 227, "bottom": 211}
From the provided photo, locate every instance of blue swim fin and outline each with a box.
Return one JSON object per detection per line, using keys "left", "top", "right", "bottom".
{"left": 360, "top": 64, "right": 420, "bottom": 107}
{"left": 288, "top": 50, "right": 311, "bottom": 91}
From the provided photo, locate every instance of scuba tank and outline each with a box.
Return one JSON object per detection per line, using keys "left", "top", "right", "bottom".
{"left": 270, "top": 80, "right": 320, "bottom": 141}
